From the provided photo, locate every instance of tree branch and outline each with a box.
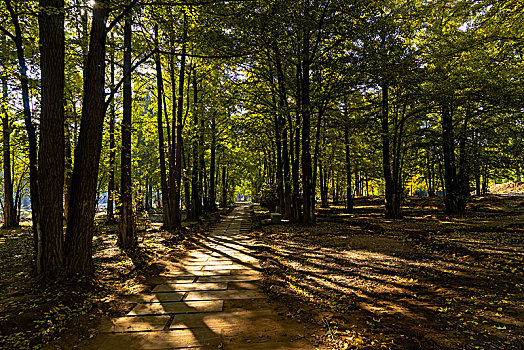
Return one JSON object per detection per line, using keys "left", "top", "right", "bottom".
{"left": 0, "top": 23, "right": 15, "bottom": 41}
{"left": 107, "top": 0, "right": 141, "bottom": 32}
{"left": 157, "top": 49, "right": 254, "bottom": 59}
{"left": 104, "top": 49, "right": 157, "bottom": 110}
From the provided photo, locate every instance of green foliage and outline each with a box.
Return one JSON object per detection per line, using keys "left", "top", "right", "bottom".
{"left": 257, "top": 182, "right": 278, "bottom": 211}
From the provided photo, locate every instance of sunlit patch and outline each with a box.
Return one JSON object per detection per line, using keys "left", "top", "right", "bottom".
{"left": 254, "top": 196, "right": 524, "bottom": 349}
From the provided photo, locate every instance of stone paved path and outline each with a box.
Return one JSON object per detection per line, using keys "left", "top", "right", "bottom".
{"left": 85, "top": 205, "right": 317, "bottom": 350}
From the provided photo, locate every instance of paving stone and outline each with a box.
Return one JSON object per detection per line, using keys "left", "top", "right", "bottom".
{"left": 152, "top": 282, "right": 227, "bottom": 293}
{"left": 185, "top": 253, "right": 213, "bottom": 258}
{"left": 147, "top": 277, "right": 198, "bottom": 285}
{"left": 227, "top": 282, "right": 260, "bottom": 290}
{"left": 158, "top": 270, "right": 231, "bottom": 277}
{"left": 128, "top": 300, "right": 224, "bottom": 316}
{"left": 170, "top": 310, "right": 275, "bottom": 329}
{"left": 89, "top": 206, "right": 316, "bottom": 349}
{"left": 197, "top": 275, "right": 262, "bottom": 283}
{"left": 146, "top": 276, "right": 196, "bottom": 284}
{"left": 184, "top": 290, "right": 266, "bottom": 301}
{"left": 97, "top": 328, "right": 221, "bottom": 349}
{"left": 180, "top": 258, "right": 210, "bottom": 262}
{"left": 99, "top": 315, "right": 170, "bottom": 332}
{"left": 127, "top": 292, "right": 184, "bottom": 303}
{"left": 203, "top": 264, "right": 259, "bottom": 271}
{"left": 169, "top": 265, "right": 205, "bottom": 271}
{"left": 183, "top": 260, "right": 233, "bottom": 266}
{"left": 205, "top": 258, "right": 237, "bottom": 262}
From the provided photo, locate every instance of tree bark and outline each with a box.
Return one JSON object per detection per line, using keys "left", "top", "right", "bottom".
{"left": 301, "top": 32, "right": 313, "bottom": 225}
{"left": 456, "top": 109, "right": 470, "bottom": 214}
{"left": 190, "top": 66, "right": 201, "bottom": 220}
{"left": 65, "top": 0, "right": 109, "bottom": 275}
{"left": 118, "top": 13, "right": 136, "bottom": 247}
{"left": 173, "top": 13, "right": 187, "bottom": 228}
{"left": 1, "top": 73, "right": 17, "bottom": 227}
{"left": 37, "top": 0, "right": 65, "bottom": 276}
{"left": 272, "top": 68, "right": 284, "bottom": 213}
{"left": 312, "top": 109, "right": 322, "bottom": 208}
{"left": 5, "top": 0, "right": 40, "bottom": 270}
{"left": 319, "top": 159, "right": 328, "bottom": 208}
{"left": 274, "top": 52, "right": 292, "bottom": 219}
{"left": 221, "top": 166, "right": 227, "bottom": 207}
{"left": 199, "top": 100, "right": 207, "bottom": 212}
{"left": 381, "top": 82, "right": 400, "bottom": 218}
{"left": 106, "top": 35, "right": 116, "bottom": 224}
{"left": 441, "top": 103, "right": 460, "bottom": 214}
{"left": 154, "top": 24, "right": 172, "bottom": 229}
{"left": 209, "top": 113, "right": 217, "bottom": 211}
{"left": 292, "top": 61, "right": 301, "bottom": 223}
{"left": 274, "top": 110, "right": 284, "bottom": 213}
{"left": 344, "top": 125, "right": 353, "bottom": 212}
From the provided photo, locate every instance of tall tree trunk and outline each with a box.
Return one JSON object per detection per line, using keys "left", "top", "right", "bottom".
{"left": 209, "top": 114, "right": 217, "bottom": 211}
{"left": 173, "top": 13, "right": 187, "bottom": 228}
{"left": 441, "top": 103, "right": 460, "bottom": 214}
{"left": 475, "top": 164, "right": 481, "bottom": 196}
{"left": 65, "top": 0, "right": 109, "bottom": 275}
{"left": 274, "top": 111, "right": 284, "bottom": 213}
{"left": 271, "top": 67, "right": 284, "bottom": 213}
{"left": 344, "top": 125, "right": 353, "bottom": 212}
{"left": 301, "top": 33, "right": 313, "bottom": 225}
{"left": 312, "top": 108, "right": 324, "bottom": 208}
{"left": 1, "top": 73, "right": 17, "bottom": 227}
{"left": 190, "top": 66, "right": 201, "bottom": 220}
{"left": 183, "top": 145, "right": 191, "bottom": 216}
{"left": 118, "top": 13, "right": 136, "bottom": 247}
{"left": 292, "top": 62, "right": 301, "bottom": 223}
{"left": 426, "top": 150, "right": 435, "bottom": 197}
{"left": 482, "top": 168, "right": 488, "bottom": 195}
{"left": 144, "top": 178, "right": 150, "bottom": 211}
{"left": 167, "top": 43, "right": 177, "bottom": 228}
{"left": 106, "top": 36, "right": 116, "bottom": 224}
{"left": 37, "top": 0, "right": 65, "bottom": 276}
{"left": 64, "top": 119, "right": 72, "bottom": 219}
{"left": 154, "top": 24, "right": 172, "bottom": 229}
{"left": 274, "top": 52, "right": 291, "bottom": 220}
{"left": 221, "top": 166, "right": 227, "bottom": 207}
{"left": 319, "top": 159, "right": 328, "bottom": 208}
{"left": 456, "top": 109, "right": 470, "bottom": 214}
{"left": 6, "top": 0, "right": 40, "bottom": 269}
{"left": 381, "top": 82, "right": 400, "bottom": 218}
{"left": 199, "top": 104, "right": 207, "bottom": 212}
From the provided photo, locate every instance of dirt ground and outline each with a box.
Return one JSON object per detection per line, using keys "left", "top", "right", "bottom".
{"left": 251, "top": 196, "right": 524, "bottom": 350}
{"left": 0, "top": 210, "right": 210, "bottom": 349}
{"left": 488, "top": 181, "right": 524, "bottom": 196}
{"left": 0, "top": 197, "right": 522, "bottom": 349}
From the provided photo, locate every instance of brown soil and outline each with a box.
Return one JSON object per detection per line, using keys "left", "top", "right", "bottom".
{"left": 251, "top": 196, "right": 524, "bottom": 350}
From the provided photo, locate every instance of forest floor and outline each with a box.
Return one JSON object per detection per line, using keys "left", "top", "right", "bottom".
{"left": 252, "top": 195, "right": 524, "bottom": 349}
{"left": 0, "top": 196, "right": 522, "bottom": 349}
{"left": 488, "top": 181, "right": 524, "bottom": 196}
{"left": 0, "top": 210, "right": 222, "bottom": 349}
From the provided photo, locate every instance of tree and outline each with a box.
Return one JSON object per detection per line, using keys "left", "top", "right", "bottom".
{"left": 118, "top": 10, "right": 136, "bottom": 247}
{"left": 36, "top": 0, "right": 65, "bottom": 275}
{"left": 64, "top": 0, "right": 111, "bottom": 275}
{"left": 1, "top": 58, "right": 17, "bottom": 228}
{"left": 2, "top": 0, "right": 40, "bottom": 265}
